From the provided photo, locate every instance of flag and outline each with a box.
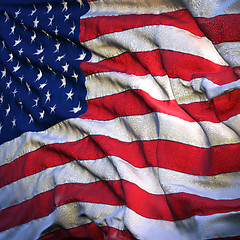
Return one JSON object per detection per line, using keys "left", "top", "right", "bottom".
{"left": 0, "top": 0, "right": 240, "bottom": 239}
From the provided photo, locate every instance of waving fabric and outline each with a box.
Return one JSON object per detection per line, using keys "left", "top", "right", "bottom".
{"left": 0, "top": 0, "right": 240, "bottom": 239}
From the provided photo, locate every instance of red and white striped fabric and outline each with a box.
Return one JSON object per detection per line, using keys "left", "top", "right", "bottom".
{"left": 1, "top": 0, "right": 240, "bottom": 239}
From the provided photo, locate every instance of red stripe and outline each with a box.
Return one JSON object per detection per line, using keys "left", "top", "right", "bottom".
{"left": 80, "top": 8, "right": 240, "bottom": 45}
{"left": 81, "top": 89, "right": 222, "bottom": 122}
{"left": 82, "top": 90, "right": 198, "bottom": 122}
{"left": 81, "top": 49, "right": 166, "bottom": 77}
{"left": 159, "top": 50, "right": 237, "bottom": 84}
{"left": 208, "top": 236, "right": 240, "bottom": 240}
{"left": 38, "top": 225, "right": 240, "bottom": 240}
{"left": 38, "top": 222, "right": 136, "bottom": 240}
{"left": 234, "top": 66, "right": 240, "bottom": 78}
{"left": 181, "top": 89, "right": 240, "bottom": 123}
{"left": 196, "top": 14, "right": 240, "bottom": 44}
{"left": 1, "top": 135, "right": 240, "bottom": 188}
{"left": 1, "top": 180, "right": 240, "bottom": 232}
{"left": 213, "top": 89, "right": 240, "bottom": 122}
{"left": 81, "top": 89, "right": 240, "bottom": 122}
{"left": 79, "top": 10, "right": 204, "bottom": 42}
{"left": 81, "top": 50, "right": 238, "bottom": 84}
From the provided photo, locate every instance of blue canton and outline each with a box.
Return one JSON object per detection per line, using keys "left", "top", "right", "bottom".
{"left": 0, "top": 0, "right": 90, "bottom": 144}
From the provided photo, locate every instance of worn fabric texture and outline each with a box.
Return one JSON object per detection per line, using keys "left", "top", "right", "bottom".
{"left": 0, "top": 0, "right": 240, "bottom": 239}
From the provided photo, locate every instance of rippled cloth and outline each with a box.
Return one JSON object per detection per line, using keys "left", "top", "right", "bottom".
{"left": 0, "top": 0, "right": 240, "bottom": 239}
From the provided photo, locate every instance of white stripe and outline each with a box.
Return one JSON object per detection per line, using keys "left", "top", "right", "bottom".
{"left": 1, "top": 112, "right": 240, "bottom": 167}
{"left": 214, "top": 41, "right": 240, "bottom": 68}
{"left": 86, "top": 72, "right": 240, "bottom": 104}
{"left": 1, "top": 156, "right": 240, "bottom": 210}
{"left": 81, "top": 25, "right": 227, "bottom": 66}
{"left": 0, "top": 202, "right": 92, "bottom": 240}
{"left": 79, "top": 0, "right": 185, "bottom": 18}
{"left": 1, "top": 201, "right": 240, "bottom": 240}
{"left": 182, "top": 0, "right": 240, "bottom": 17}
{"left": 197, "top": 211, "right": 240, "bottom": 240}
{"left": 182, "top": 77, "right": 240, "bottom": 100}
{"left": 85, "top": 73, "right": 210, "bottom": 104}
{"left": 86, "top": 73, "right": 175, "bottom": 101}
{"left": 125, "top": 209, "right": 240, "bottom": 240}
{"left": 224, "top": 114, "right": 240, "bottom": 137}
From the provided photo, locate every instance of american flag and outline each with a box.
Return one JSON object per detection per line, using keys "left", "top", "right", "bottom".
{"left": 0, "top": 0, "right": 240, "bottom": 239}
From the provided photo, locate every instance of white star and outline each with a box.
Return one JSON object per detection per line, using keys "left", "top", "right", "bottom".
{"left": 62, "top": 1, "right": 68, "bottom": 11}
{"left": 29, "top": 4, "right": 37, "bottom": 16}
{"left": 28, "top": 61, "right": 33, "bottom": 69}
{"left": 60, "top": 75, "right": 66, "bottom": 88}
{"left": 0, "top": 94, "right": 3, "bottom": 103}
{"left": 26, "top": 57, "right": 32, "bottom": 66}
{"left": 54, "top": 42, "right": 60, "bottom": 53}
{"left": 45, "top": 90, "right": 51, "bottom": 103}
{"left": 64, "top": 13, "right": 71, "bottom": 21}
{"left": 50, "top": 104, "right": 56, "bottom": 113}
{"left": 20, "top": 19, "right": 27, "bottom": 31}
{"left": 54, "top": 27, "right": 59, "bottom": 35}
{"left": 18, "top": 48, "right": 24, "bottom": 55}
{"left": 45, "top": 3, "right": 52, "bottom": 14}
{"left": 31, "top": 31, "right": 36, "bottom": 43}
{"left": 18, "top": 100, "right": 23, "bottom": 110}
{"left": 9, "top": 24, "right": 16, "bottom": 35}
{"left": 12, "top": 117, "right": 17, "bottom": 128}
{"left": 15, "top": 8, "right": 21, "bottom": 18}
{"left": 0, "top": 123, "right": 2, "bottom": 134}
{"left": 4, "top": 12, "right": 9, "bottom": 22}
{"left": 12, "top": 89, "right": 17, "bottom": 97}
{"left": 55, "top": 54, "right": 66, "bottom": 62}
{"left": 48, "top": 15, "right": 54, "bottom": 26}
{"left": 27, "top": 58, "right": 32, "bottom": 69}
{"left": 6, "top": 104, "right": 11, "bottom": 116}
{"left": 47, "top": 65, "right": 56, "bottom": 75}
{"left": 69, "top": 24, "right": 76, "bottom": 35}
{"left": 70, "top": 102, "right": 82, "bottom": 113}
{"left": 6, "top": 79, "right": 12, "bottom": 89}
{"left": 25, "top": 82, "right": 31, "bottom": 93}
{"left": 18, "top": 75, "right": 24, "bottom": 83}
{"left": 34, "top": 45, "right": 44, "bottom": 55}
{"left": 19, "top": 75, "right": 24, "bottom": 83}
{"left": 33, "top": 17, "right": 39, "bottom": 28}
{"left": 39, "top": 81, "right": 47, "bottom": 89}
{"left": 32, "top": 97, "right": 39, "bottom": 107}
{"left": 39, "top": 56, "right": 44, "bottom": 63}
{"left": 66, "top": 89, "right": 74, "bottom": 100}
{"left": 35, "top": 69, "right": 43, "bottom": 81}
{"left": 72, "top": 71, "right": 78, "bottom": 81}
{"left": 75, "top": 50, "right": 86, "bottom": 61}
{"left": 62, "top": 62, "right": 69, "bottom": 72}
{"left": 7, "top": 53, "right": 14, "bottom": 62}
{"left": 1, "top": 68, "right": 6, "bottom": 78}
{"left": 39, "top": 110, "right": 45, "bottom": 119}
{"left": 13, "top": 36, "right": 22, "bottom": 47}
{"left": 2, "top": 40, "right": 6, "bottom": 50}
{"left": 28, "top": 114, "right": 34, "bottom": 124}
{"left": 13, "top": 62, "right": 21, "bottom": 73}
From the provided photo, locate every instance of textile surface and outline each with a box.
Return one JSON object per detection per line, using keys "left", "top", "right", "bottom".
{"left": 0, "top": 0, "right": 240, "bottom": 239}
